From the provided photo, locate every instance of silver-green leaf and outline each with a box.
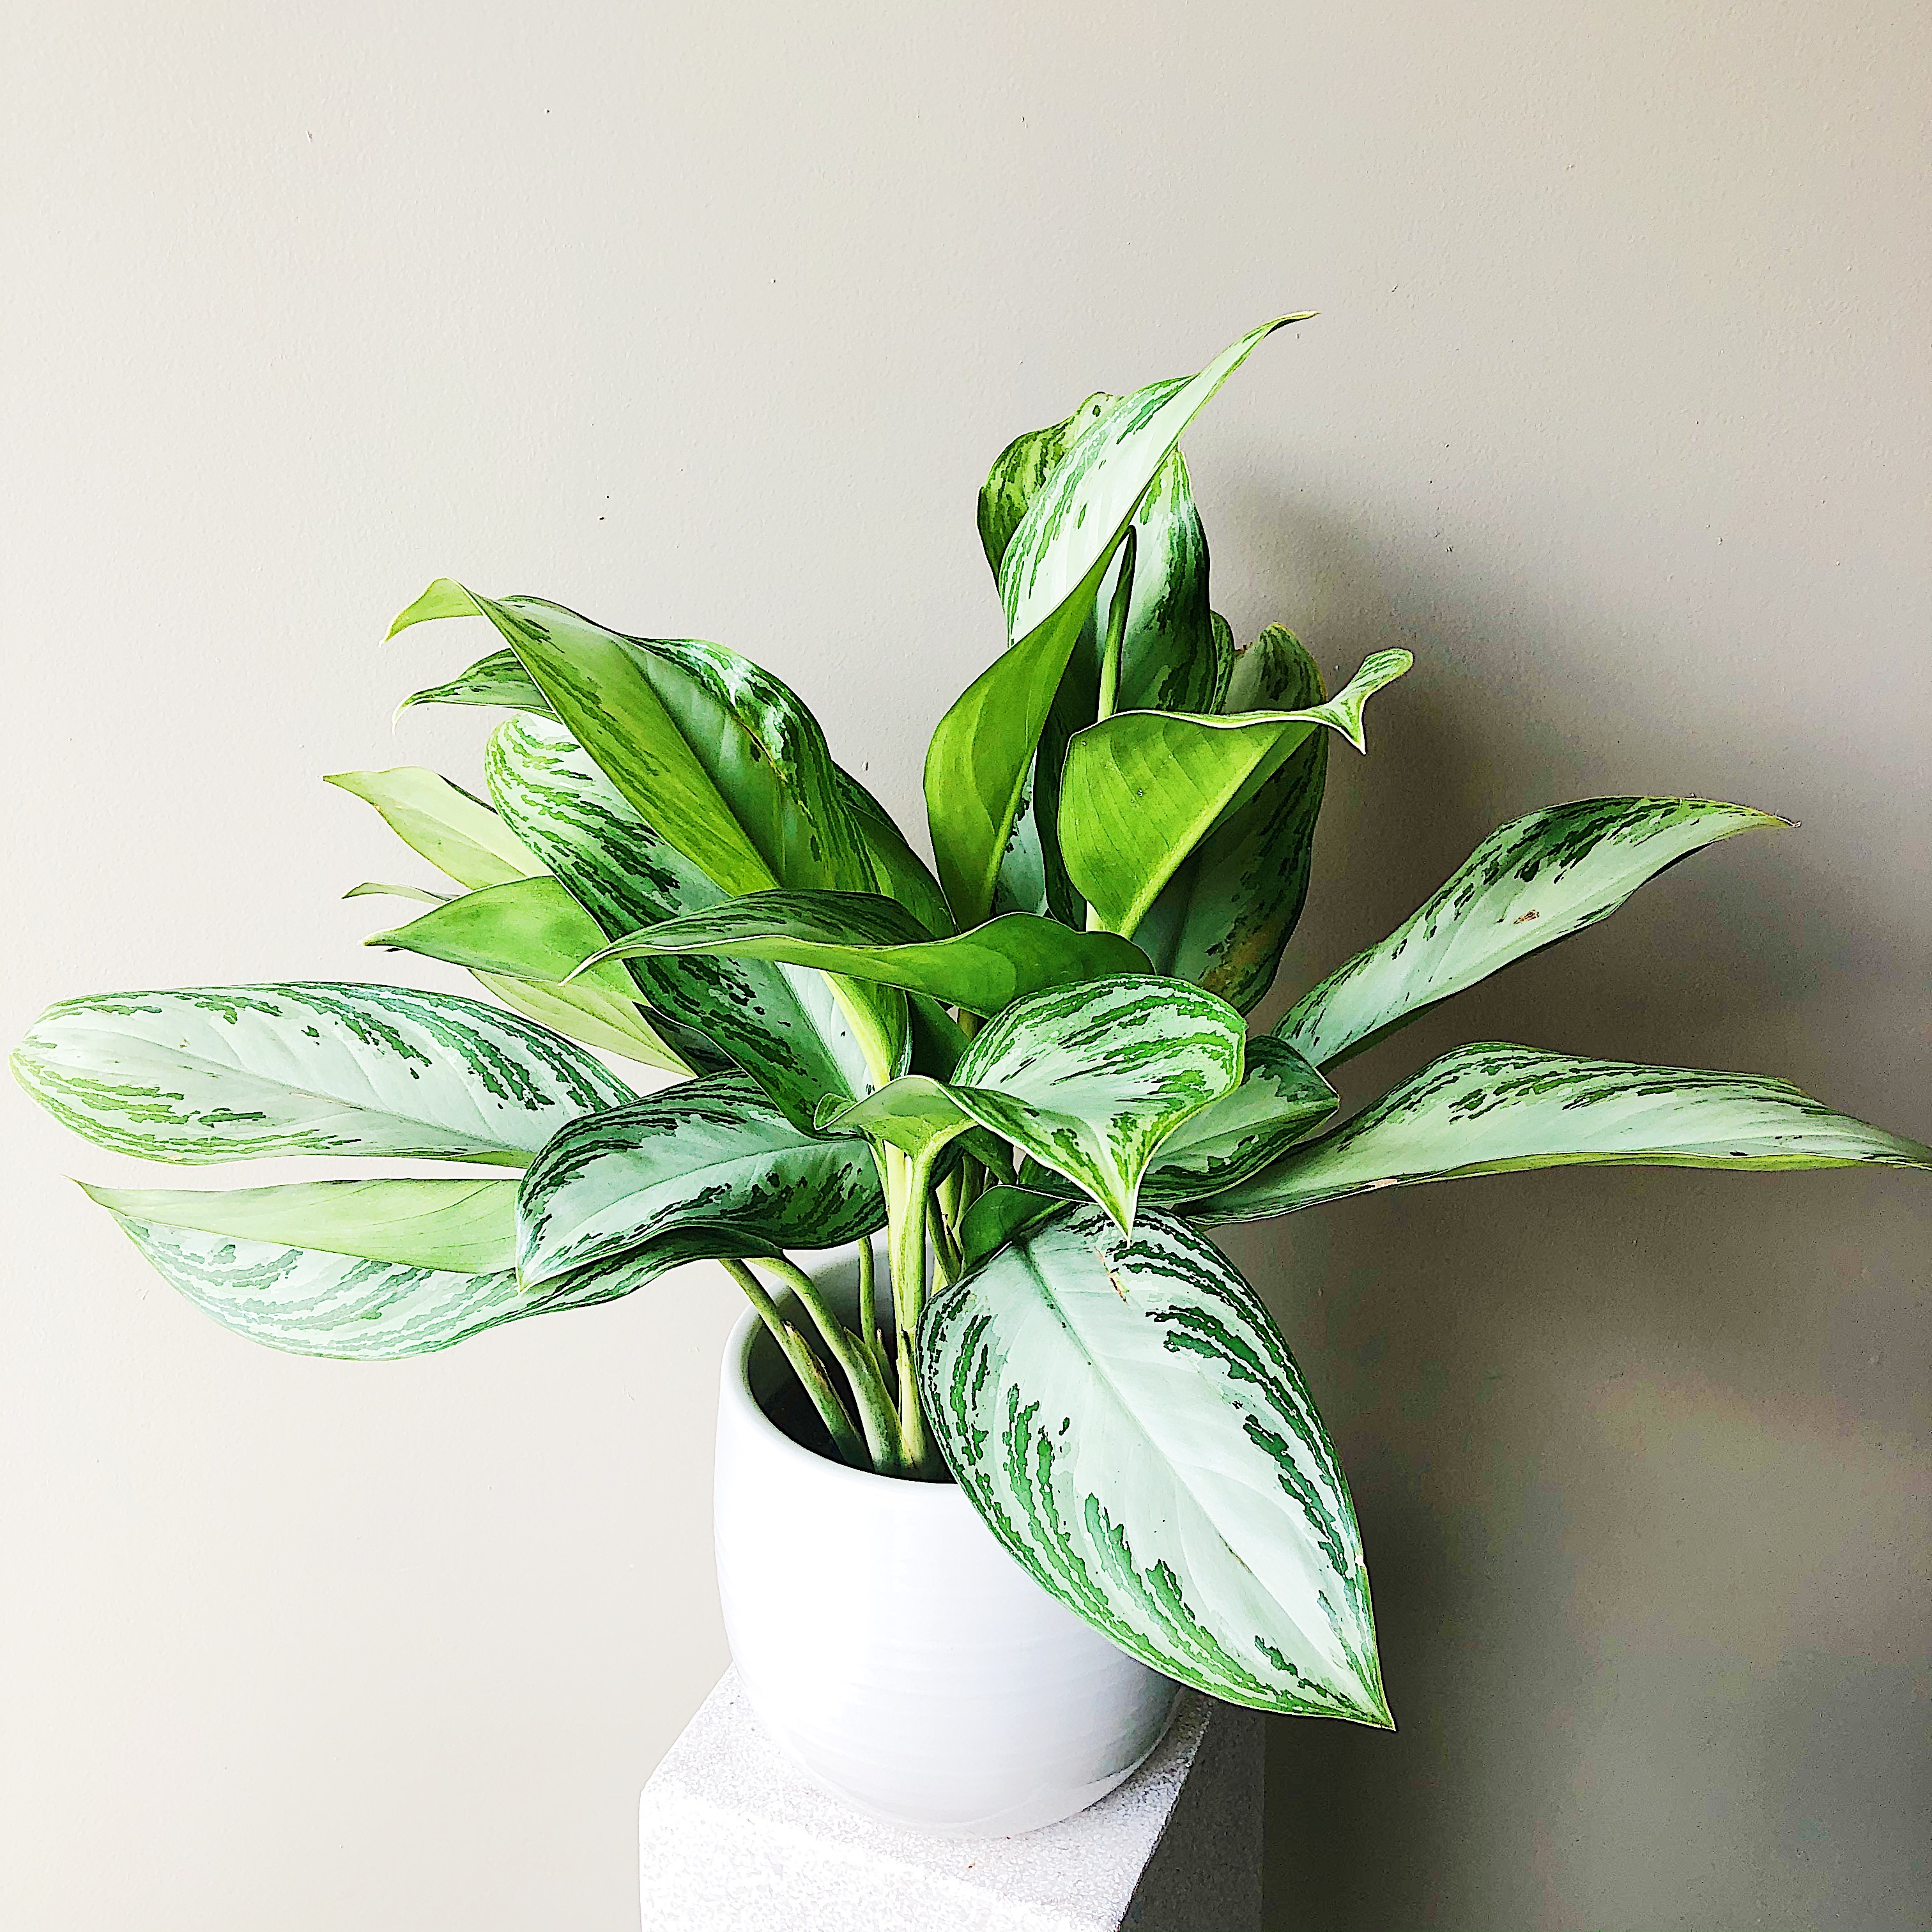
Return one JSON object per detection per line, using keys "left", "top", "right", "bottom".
{"left": 517, "top": 1073, "right": 885, "bottom": 1292}
{"left": 1278, "top": 797, "right": 1791, "bottom": 1070}
{"left": 12, "top": 983, "right": 631, "bottom": 1166}
{"left": 920, "top": 1203, "right": 1389, "bottom": 1722}
{"left": 1203, "top": 1042, "right": 1932, "bottom": 1220}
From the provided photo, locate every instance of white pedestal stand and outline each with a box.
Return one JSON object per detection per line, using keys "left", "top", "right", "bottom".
{"left": 639, "top": 1668, "right": 1263, "bottom": 1931}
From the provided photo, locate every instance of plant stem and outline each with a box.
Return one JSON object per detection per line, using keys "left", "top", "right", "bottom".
{"left": 1094, "top": 524, "right": 1137, "bottom": 726}
{"left": 720, "top": 1258, "right": 868, "bottom": 1469}
{"left": 855, "top": 1232, "right": 878, "bottom": 1352}
{"left": 753, "top": 1255, "right": 902, "bottom": 1475}
{"left": 889, "top": 1138, "right": 948, "bottom": 1475}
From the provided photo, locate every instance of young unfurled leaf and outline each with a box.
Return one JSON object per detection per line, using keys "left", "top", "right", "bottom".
{"left": 1203, "top": 1043, "right": 1932, "bottom": 1220}
{"left": 1061, "top": 649, "right": 1413, "bottom": 939}
{"left": 921, "top": 1203, "right": 1390, "bottom": 1722}
{"left": 1279, "top": 797, "right": 1790, "bottom": 1069}
{"left": 926, "top": 317, "right": 1311, "bottom": 929}
{"left": 584, "top": 892, "right": 1149, "bottom": 1017}
{"left": 12, "top": 984, "right": 631, "bottom": 1167}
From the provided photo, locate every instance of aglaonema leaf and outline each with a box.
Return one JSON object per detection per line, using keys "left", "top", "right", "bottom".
{"left": 920, "top": 1202, "right": 1390, "bottom": 1722}
{"left": 927, "top": 316, "right": 1311, "bottom": 929}
{"left": 332, "top": 765, "right": 696, "bottom": 1074}
{"left": 1132, "top": 625, "right": 1330, "bottom": 1013}
{"left": 1278, "top": 797, "right": 1791, "bottom": 1070}
{"left": 1200, "top": 1043, "right": 1932, "bottom": 1220}
{"left": 11, "top": 984, "right": 632, "bottom": 1167}
{"left": 583, "top": 893, "right": 1148, "bottom": 1018}
{"left": 822, "top": 975, "right": 1245, "bottom": 1230}
{"left": 516, "top": 1073, "right": 885, "bottom": 1294}
{"left": 398, "top": 648, "right": 553, "bottom": 717}
{"left": 485, "top": 711, "right": 896, "bottom": 1127}
{"left": 1061, "top": 648, "right": 1412, "bottom": 939}
{"left": 390, "top": 581, "right": 875, "bottom": 900}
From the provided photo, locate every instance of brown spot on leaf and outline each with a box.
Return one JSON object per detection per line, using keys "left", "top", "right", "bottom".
{"left": 1514, "top": 909, "right": 1540, "bottom": 923}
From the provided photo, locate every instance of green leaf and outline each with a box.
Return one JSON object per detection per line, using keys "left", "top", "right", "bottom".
{"left": 398, "top": 648, "right": 553, "bottom": 717}
{"left": 79, "top": 1177, "right": 518, "bottom": 1273}
{"left": 920, "top": 1203, "right": 1388, "bottom": 1722}
{"left": 838, "top": 770, "right": 955, "bottom": 938}
{"left": 484, "top": 710, "right": 890, "bottom": 1126}
{"left": 1140, "top": 1036, "right": 1338, "bottom": 1204}
{"left": 366, "top": 876, "right": 631, "bottom": 995}
{"left": 468, "top": 972, "right": 693, "bottom": 1075}
{"left": 1061, "top": 648, "right": 1413, "bottom": 938}
{"left": 11, "top": 983, "right": 631, "bottom": 1166}
{"left": 78, "top": 1170, "right": 703, "bottom": 1360}
{"left": 344, "top": 880, "right": 451, "bottom": 906}
{"left": 977, "top": 391, "right": 1116, "bottom": 579}
{"left": 517, "top": 1073, "right": 885, "bottom": 1292}
{"left": 954, "top": 1184, "right": 1064, "bottom": 1273}
{"left": 824, "top": 975, "right": 1245, "bottom": 1230}
{"left": 325, "top": 767, "right": 539, "bottom": 890}
{"left": 1202, "top": 1042, "right": 1932, "bottom": 1220}
{"left": 391, "top": 583, "right": 875, "bottom": 900}
{"left": 1279, "top": 797, "right": 1791, "bottom": 1070}
{"left": 1133, "top": 626, "right": 1330, "bottom": 1013}
{"left": 585, "top": 893, "right": 1149, "bottom": 1018}
{"left": 926, "top": 316, "right": 1311, "bottom": 929}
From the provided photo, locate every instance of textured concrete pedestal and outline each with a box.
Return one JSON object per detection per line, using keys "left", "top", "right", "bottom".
{"left": 638, "top": 1669, "right": 1262, "bottom": 1931}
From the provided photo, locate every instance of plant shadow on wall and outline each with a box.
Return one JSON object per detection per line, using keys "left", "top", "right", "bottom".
{"left": 1217, "top": 493, "right": 1930, "bottom": 1931}
{"left": 10, "top": 321, "right": 1928, "bottom": 1877}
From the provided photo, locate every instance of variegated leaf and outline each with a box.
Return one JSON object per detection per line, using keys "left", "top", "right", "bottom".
{"left": 1279, "top": 797, "right": 1790, "bottom": 1070}
{"left": 1061, "top": 649, "right": 1412, "bottom": 938}
{"left": 391, "top": 581, "right": 876, "bottom": 900}
{"left": 1203, "top": 1043, "right": 1932, "bottom": 1220}
{"left": 485, "top": 711, "right": 890, "bottom": 1124}
{"left": 398, "top": 648, "right": 553, "bottom": 717}
{"left": 824, "top": 976, "right": 1245, "bottom": 1230}
{"left": 927, "top": 316, "right": 1310, "bottom": 928}
{"left": 1133, "top": 626, "right": 1330, "bottom": 1013}
{"left": 920, "top": 1204, "right": 1389, "bottom": 1722}
{"left": 517, "top": 1073, "right": 885, "bottom": 1292}
{"left": 586, "top": 892, "right": 1148, "bottom": 1017}
{"left": 468, "top": 971, "right": 693, "bottom": 1075}
{"left": 11, "top": 983, "right": 631, "bottom": 1166}
{"left": 1140, "top": 1036, "right": 1338, "bottom": 1204}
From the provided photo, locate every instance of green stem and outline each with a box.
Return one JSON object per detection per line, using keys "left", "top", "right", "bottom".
{"left": 1094, "top": 523, "right": 1137, "bottom": 726}
{"left": 754, "top": 1255, "right": 901, "bottom": 1475}
{"left": 721, "top": 1259, "right": 868, "bottom": 1469}
{"left": 889, "top": 1138, "right": 948, "bottom": 1475}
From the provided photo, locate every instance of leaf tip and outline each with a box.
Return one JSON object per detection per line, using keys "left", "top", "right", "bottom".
{"left": 387, "top": 578, "right": 481, "bottom": 640}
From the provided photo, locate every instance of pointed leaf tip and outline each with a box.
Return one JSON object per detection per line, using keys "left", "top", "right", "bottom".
{"left": 388, "top": 578, "right": 484, "bottom": 640}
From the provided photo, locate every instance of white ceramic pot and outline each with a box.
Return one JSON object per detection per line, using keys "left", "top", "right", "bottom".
{"left": 712, "top": 1258, "right": 1183, "bottom": 1836}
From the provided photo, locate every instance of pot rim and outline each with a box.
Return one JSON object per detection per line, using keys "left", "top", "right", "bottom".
{"left": 721, "top": 1300, "right": 962, "bottom": 1499}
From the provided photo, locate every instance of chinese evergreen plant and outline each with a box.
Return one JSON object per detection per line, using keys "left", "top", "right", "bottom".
{"left": 16, "top": 319, "right": 1928, "bottom": 1727}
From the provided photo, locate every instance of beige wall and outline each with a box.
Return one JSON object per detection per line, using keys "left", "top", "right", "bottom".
{"left": 3, "top": 4, "right": 1926, "bottom": 1927}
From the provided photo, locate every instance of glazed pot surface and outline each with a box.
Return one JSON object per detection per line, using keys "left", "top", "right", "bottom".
{"left": 713, "top": 1276, "right": 1181, "bottom": 1836}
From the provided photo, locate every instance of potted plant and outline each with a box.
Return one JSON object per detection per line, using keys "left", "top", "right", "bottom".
{"left": 16, "top": 318, "right": 1927, "bottom": 1836}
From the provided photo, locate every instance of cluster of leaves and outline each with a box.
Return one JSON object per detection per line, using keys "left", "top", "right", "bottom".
{"left": 14, "top": 320, "right": 1928, "bottom": 1726}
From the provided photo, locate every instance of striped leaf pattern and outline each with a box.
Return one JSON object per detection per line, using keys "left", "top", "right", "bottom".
{"left": 826, "top": 975, "right": 1245, "bottom": 1229}
{"left": 12, "top": 983, "right": 631, "bottom": 1166}
{"left": 1140, "top": 1036, "right": 1338, "bottom": 1204}
{"left": 1132, "top": 626, "right": 1330, "bottom": 1013}
{"left": 518, "top": 1073, "right": 885, "bottom": 1292}
{"left": 920, "top": 1204, "right": 1389, "bottom": 1721}
{"left": 1204, "top": 1043, "right": 1932, "bottom": 1220}
{"left": 1279, "top": 797, "right": 1789, "bottom": 1070}
{"left": 485, "top": 711, "right": 888, "bottom": 1125}
{"left": 926, "top": 316, "right": 1310, "bottom": 928}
